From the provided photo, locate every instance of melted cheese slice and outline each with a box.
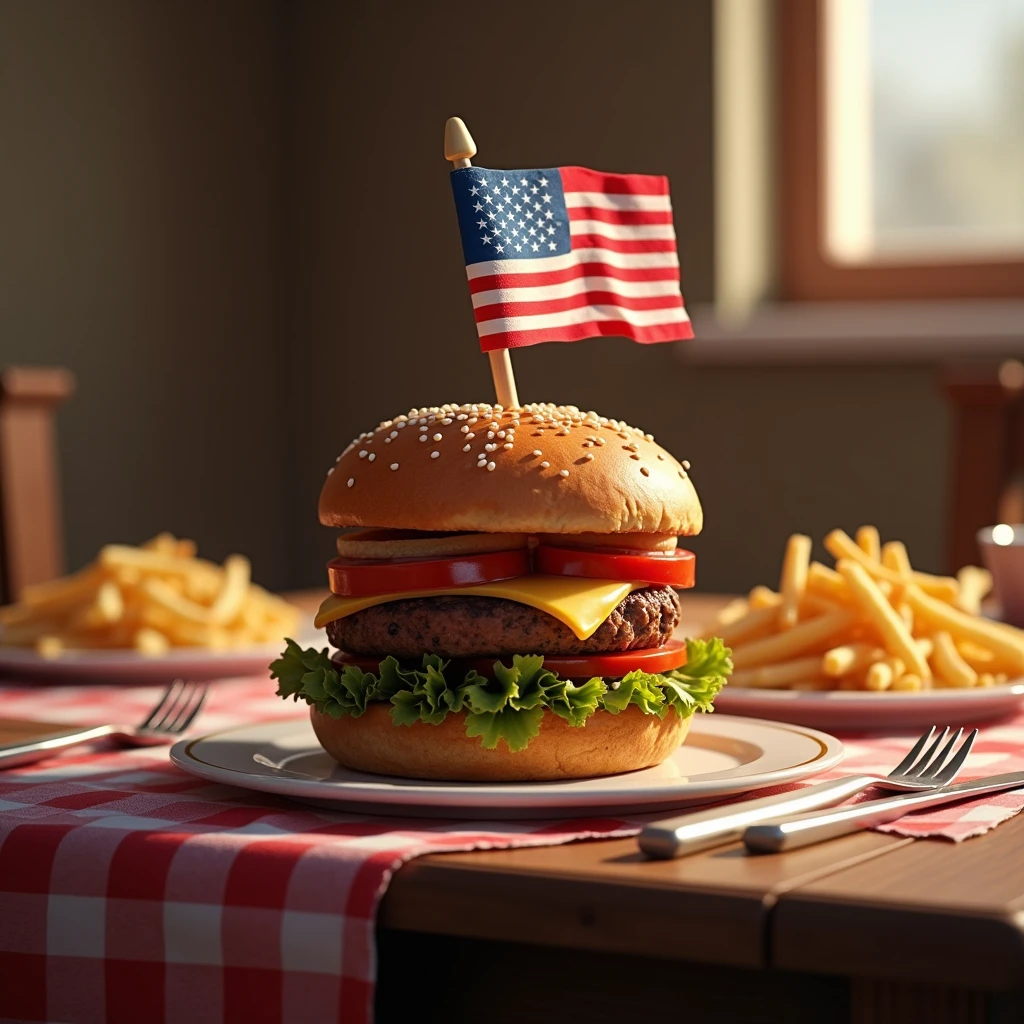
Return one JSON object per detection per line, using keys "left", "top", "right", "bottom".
{"left": 314, "top": 575, "right": 639, "bottom": 640}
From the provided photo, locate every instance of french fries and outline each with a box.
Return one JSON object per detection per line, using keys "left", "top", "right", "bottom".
{"left": 730, "top": 609, "right": 859, "bottom": 670}
{"left": 703, "top": 525, "right": 1023, "bottom": 693}
{"left": 778, "top": 533, "right": 812, "bottom": 630}
{"left": 0, "top": 535, "right": 299, "bottom": 658}
{"left": 837, "top": 560, "right": 930, "bottom": 681}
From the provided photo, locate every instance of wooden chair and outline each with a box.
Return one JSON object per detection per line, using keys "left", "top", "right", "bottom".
{"left": 943, "top": 361, "right": 1024, "bottom": 572}
{"left": 0, "top": 367, "right": 75, "bottom": 604}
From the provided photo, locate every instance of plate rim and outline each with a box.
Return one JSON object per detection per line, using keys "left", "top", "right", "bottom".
{"left": 0, "top": 631, "right": 322, "bottom": 668}
{"left": 717, "top": 681, "right": 1024, "bottom": 706}
{"left": 169, "top": 713, "right": 844, "bottom": 810}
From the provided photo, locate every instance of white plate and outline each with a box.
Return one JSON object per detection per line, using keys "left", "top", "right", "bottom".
{"left": 0, "top": 631, "right": 322, "bottom": 684}
{"left": 169, "top": 713, "right": 844, "bottom": 819}
{"left": 714, "top": 682, "right": 1024, "bottom": 731}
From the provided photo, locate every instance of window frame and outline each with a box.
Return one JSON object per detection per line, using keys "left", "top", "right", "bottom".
{"left": 777, "top": 0, "right": 1024, "bottom": 302}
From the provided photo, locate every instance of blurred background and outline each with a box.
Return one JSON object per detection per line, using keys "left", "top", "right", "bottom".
{"left": 1, "top": 0, "right": 1022, "bottom": 596}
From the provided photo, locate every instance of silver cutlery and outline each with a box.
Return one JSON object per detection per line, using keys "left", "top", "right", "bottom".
{"left": 744, "top": 769, "right": 1024, "bottom": 852}
{"left": 638, "top": 725, "right": 976, "bottom": 859}
{"left": 0, "top": 680, "right": 209, "bottom": 770}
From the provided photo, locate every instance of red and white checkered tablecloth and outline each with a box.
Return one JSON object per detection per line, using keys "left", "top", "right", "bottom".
{"left": 1, "top": 676, "right": 1023, "bottom": 1024}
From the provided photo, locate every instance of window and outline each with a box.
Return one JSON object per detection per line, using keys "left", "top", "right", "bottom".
{"left": 779, "top": 0, "right": 1024, "bottom": 299}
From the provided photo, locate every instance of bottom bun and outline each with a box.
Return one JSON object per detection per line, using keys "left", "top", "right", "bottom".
{"left": 310, "top": 703, "right": 692, "bottom": 782}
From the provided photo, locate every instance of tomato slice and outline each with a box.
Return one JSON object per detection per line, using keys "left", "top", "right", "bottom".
{"left": 327, "top": 547, "right": 530, "bottom": 598}
{"left": 331, "top": 638, "right": 688, "bottom": 680}
{"left": 535, "top": 545, "right": 696, "bottom": 588}
{"left": 466, "top": 639, "right": 689, "bottom": 679}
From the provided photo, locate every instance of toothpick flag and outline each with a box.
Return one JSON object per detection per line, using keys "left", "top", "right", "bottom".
{"left": 450, "top": 164, "right": 693, "bottom": 352}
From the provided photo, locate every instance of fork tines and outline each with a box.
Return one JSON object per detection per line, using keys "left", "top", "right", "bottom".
{"left": 142, "top": 680, "right": 209, "bottom": 735}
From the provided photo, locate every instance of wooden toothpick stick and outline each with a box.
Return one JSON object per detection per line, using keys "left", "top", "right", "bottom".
{"left": 444, "top": 116, "right": 520, "bottom": 409}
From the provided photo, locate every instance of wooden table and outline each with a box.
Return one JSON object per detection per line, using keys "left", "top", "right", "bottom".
{"left": 291, "top": 591, "right": 1024, "bottom": 1022}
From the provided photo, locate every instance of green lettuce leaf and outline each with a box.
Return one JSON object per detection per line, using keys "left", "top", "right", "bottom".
{"left": 659, "top": 637, "right": 733, "bottom": 716}
{"left": 272, "top": 636, "right": 731, "bottom": 751}
{"left": 547, "top": 676, "right": 606, "bottom": 727}
{"left": 465, "top": 705, "right": 545, "bottom": 752}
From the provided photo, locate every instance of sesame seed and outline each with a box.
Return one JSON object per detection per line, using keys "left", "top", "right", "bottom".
{"left": 503, "top": 443, "right": 513, "bottom": 450}
{"left": 679, "top": 471, "right": 687, "bottom": 479}
{"left": 487, "top": 431, "right": 495, "bottom": 439}
{"left": 463, "top": 443, "right": 472, "bottom": 452}
{"left": 327, "top": 467, "right": 334, "bottom": 475}
{"left": 433, "top": 433, "right": 442, "bottom": 441}
{"left": 461, "top": 425, "right": 469, "bottom": 433}
{"left": 466, "top": 432, "right": 475, "bottom": 440}
{"left": 532, "top": 449, "right": 542, "bottom": 456}
{"left": 347, "top": 477, "right": 355, "bottom": 487}
{"left": 640, "top": 466, "right": 650, "bottom": 477}
{"left": 442, "top": 418, "right": 452, "bottom": 425}
{"left": 419, "top": 435, "right": 427, "bottom": 442}
{"left": 485, "top": 443, "right": 497, "bottom": 452}
{"left": 559, "top": 469, "right": 570, "bottom": 478}
{"left": 431, "top": 451, "right": 440, "bottom": 459}
{"left": 682, "top": 460, "right": 691, "bottom": 470}
{"left": 596, "top": 438, "right": 606, "bottom": 445}
{"left": 487, "top": 461, "right": 496, "bottom": 471}
{"left": 359, "top": 450, "right": 368, "bottom": 459}
{"left": 368, "top": 453, "right": 376, "bottom": 462}
{"left": 630, "top": 454, "right": 640, "bottom": 460}
{"left": 384, "top": 437, "right": 392, "bottom": 444}
{"left": 497, "top": 430, "right": 506, "bottom": 439}
{"left": 644, "top": 433, "right": 653, "bottom": 441}
{"left": 389, "top": 430, "right": 398, "bottom": 439}
{"left": 657, "top": 454, "right": 664, "bottom": 461}
{"left": 540, "top": 461, "right": 550, "bottom": 468}
{"left": 585, "top": 452, "right": 594, "bottom": 461}
{"left": 390, "top": 463, "right": 399, "bottom": 471}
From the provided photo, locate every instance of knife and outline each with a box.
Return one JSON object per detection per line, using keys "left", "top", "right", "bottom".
{"left": 743, "top": 771, "right": 1024, "bottom": 853}
{"left": 638, "top": 775, "right": 888, "bottom": 859}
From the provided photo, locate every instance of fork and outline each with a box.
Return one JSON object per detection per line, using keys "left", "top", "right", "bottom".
{"left": 0, "top": 680, "right": 209, "bottom": 770}
{"left": 638, "top": 725, "right": 977, "bottom": 859}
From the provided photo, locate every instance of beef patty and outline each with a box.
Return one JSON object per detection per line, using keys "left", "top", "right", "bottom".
{"left": 325, "top": 586, "right": 681, "bottom": 659}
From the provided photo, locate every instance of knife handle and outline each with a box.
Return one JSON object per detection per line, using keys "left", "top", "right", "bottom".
{"left": 0, "top": 725, "right": 116, "bottom": 770}
{"left": 638, "top": 775, "right": 877, "bottom": 859}
{"left": 743, "top": 772, "right": 1024, "bottom": 853}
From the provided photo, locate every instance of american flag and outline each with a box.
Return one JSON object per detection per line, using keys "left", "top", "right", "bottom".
{"left": 450, "top": 165, "right": 692, "bottom": 352}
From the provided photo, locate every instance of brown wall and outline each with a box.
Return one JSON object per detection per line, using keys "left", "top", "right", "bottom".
{"left": 0, "top": 0, "right": 953, "bottom": 597}
{"left": 0, "top": 0, "right": 290, "bottom": 586}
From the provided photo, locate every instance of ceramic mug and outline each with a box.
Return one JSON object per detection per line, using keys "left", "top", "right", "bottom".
{"left": 977, "top": 524, "right": 1024, "bottom": 627}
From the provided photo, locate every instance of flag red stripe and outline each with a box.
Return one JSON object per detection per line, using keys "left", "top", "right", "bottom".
{"left": 474, "top": 292, "right": 683, "bottom": 322}
{"left": 480, "top": 318, "right": 694, "bottom": 351}
{"left": 569, "top": 234, "right": 677, "bottom": 253}
{"left": 566, "top": 207, "right": 674, "bottom": 225}
{"left": 558, "top": 166, "right": 669, "bottom": 195}
{"left": 467, "top": 262, "right": 680, "bottom": 293}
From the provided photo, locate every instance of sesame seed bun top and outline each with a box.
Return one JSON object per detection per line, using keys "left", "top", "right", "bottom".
{"left": 318, "top": 402, "right": 703, "bottom": 536}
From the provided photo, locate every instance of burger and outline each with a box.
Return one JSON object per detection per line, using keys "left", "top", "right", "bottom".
{"left": 272, "top": 402, "right": 731, "bottom": 781}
